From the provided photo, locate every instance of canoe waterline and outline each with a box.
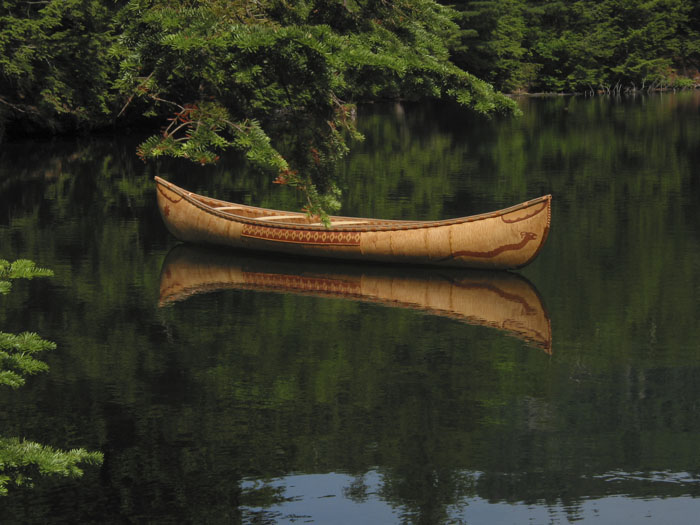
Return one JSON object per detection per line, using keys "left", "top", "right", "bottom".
{"left": 155, "top": 176, "right": 551, "bottom": 269}
{"left": 158, "top": 245, "right": 552, "bottom": 352}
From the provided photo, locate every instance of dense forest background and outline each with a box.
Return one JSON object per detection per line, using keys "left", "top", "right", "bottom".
{"left": 2, "top": 0, "right": 699, "bottom": 212}
{"left": 449, "top": 0, "right": 700, "bottom": 93}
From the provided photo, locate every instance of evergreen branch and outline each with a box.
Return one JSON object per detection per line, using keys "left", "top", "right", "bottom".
{"left": 0, "top": 370, "right": 25, "bottom": 389}
{"left": 117, "top": 72, "right": 155, "bottom": 118}
{"left": 0, "top": 260, "right": 53, "bottom": 285}
{"left": 0, "top": 96, "right": 26, "bottom": 114}
{"left": 0, "top": 437, "right": 103, "bottom": 496}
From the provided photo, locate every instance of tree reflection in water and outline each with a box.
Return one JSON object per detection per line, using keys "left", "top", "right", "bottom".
{"left": 1, "top": 93, "right": 700, "bottom": 522}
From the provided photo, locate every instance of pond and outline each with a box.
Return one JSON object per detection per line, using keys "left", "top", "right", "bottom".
{"left": 1, "top": 91, "right": 699, "bottom": 523}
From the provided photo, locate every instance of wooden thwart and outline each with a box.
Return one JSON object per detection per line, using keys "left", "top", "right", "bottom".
{"left": 257, "top": 214, "right": 304, "bottom": 221}
{"left": 311, "top": 220, "right": 371, "bottom": 226}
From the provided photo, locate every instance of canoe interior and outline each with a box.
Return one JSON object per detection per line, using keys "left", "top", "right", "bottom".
{"left": 156, "top": 176, "right": 551, "bottom": 232}
{"left": 190, "top": 193, "right": 425, "bottom": 228}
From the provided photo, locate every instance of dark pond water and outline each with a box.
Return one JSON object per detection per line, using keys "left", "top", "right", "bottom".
{"left": 1, "top": 91, "right": 700, "bottom": 523}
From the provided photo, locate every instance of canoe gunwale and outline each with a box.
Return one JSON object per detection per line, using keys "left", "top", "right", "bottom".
{"left": 155, "top": 176, "right": 552, "bottom": 233}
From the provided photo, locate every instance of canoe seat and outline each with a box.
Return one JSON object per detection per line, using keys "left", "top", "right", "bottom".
{"left": 257, "top": 214, "right": 304, "bottom": 221}
{"left": 310, "top": 220, "right": 370, "bottom": 226}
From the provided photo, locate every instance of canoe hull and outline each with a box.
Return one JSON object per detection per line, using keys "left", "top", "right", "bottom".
{"left": 155, "top": 177, "right": 551, "bottom": 269}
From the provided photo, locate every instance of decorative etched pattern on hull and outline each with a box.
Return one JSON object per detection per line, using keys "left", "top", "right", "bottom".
{"left": 242, "top": 224, "right": 361, "bottom": 246}
{"left": 440, "top": 231, "right": 539, "bottom": 261}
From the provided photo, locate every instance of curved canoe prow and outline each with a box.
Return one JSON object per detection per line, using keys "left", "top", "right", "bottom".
{"left": 155, "top": 177, "right": 551, "bottom": 270}
{"left": 158, "top": 245, "right": 552, "bottom": 353}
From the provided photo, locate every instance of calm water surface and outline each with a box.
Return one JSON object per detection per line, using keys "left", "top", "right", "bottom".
{"left": 1, "top": 92, "right": 700, "bottom": 523}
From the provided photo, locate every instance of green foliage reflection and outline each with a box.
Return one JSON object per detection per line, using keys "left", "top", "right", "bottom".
{"left": 1, "top": 93, "right": 700, "bottom": 522}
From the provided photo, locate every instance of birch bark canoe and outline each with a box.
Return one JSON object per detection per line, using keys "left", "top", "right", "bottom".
{"left": 159, "top": 245, "right": 552, "bottom": 352}
{"left": 155, "top": 176, "right": 551, "bottom": 270}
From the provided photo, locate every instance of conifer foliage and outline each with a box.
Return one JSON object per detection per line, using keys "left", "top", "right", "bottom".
{"left": 0, "top": 0, "right": 114, "bottom": 135}
{"left": 0, "top": 259, "right": 56, "bottom": 389}
{"left": 113, "top": 0, "right": 518, "bottom": 214}
{"left": 0, "top": 260, "right": 103, "bottom": 496}
{"left": 4, "top": 0, "right": 698, "bottom": 212}
{"left": 447, "top": 0, "right": 700, "bottom": 93}
{"left": 1, "top": 0, "right": 518, "bottom": 216}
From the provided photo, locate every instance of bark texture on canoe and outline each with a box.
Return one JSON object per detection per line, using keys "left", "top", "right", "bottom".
{"left": 159, "top": 245, "right": 552, "bottom": 352}
{"left": 155, "top": 176, "right": 551, "bottom": 269}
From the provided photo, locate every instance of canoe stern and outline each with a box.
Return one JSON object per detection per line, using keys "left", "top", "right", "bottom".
{"left": 359, "top": 195, "right": 551, "bottom": 269}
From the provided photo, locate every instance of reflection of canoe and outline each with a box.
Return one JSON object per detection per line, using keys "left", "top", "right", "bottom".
{"left": 159, "top": 245, "right": 552, "bottom": 352}
{"left": 155, "top": 177, "right": 551, "bottom": 270}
